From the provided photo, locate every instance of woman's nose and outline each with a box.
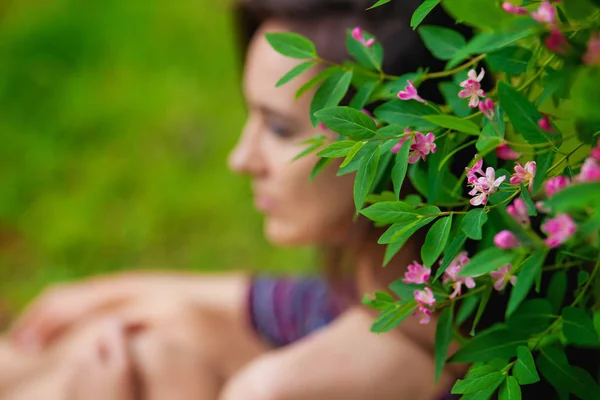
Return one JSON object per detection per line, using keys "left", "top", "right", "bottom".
{"left": 228, "top": 125, "right": 266, "bottom": 177}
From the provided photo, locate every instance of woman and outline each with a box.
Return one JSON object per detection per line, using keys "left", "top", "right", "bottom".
{"left": 2, "top": 0, "right": 466, "bottom": 398}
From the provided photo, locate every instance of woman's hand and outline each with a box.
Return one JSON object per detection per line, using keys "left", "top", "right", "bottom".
{"left": 64, "top": 318, "right": 135, "bottom": 400}
{"left": 11, "top": 271, "right": 248, "bottom": 351}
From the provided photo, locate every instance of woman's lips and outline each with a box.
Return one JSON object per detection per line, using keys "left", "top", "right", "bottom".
{"left": 254, "top": 195, "right": 276, "bottom": 212}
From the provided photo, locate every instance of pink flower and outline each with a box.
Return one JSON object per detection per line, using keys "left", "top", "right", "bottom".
{"left": 443, "top": 251, "right": 476, "bottom": 299}
{"left": 583, "top": 33, "right": 600, "bottom": 65}
{"left": 507, "top": 198, "right": 530, "bottom": 225}
{"left": 391, "top": 129, "right": 412, "bottom": 154}
{"left": 466, "top": 159, "right": 484, "bottom": 184}
{"left": 458, "top": 68, "right": 486, "bottom": 108}
{"left": 502, "top": 2, "right": 528, "bottom": 15}
{"left": 398, "top": 80, "right": 425, "bottom": 103}
{"left": 542, "top": 214, "right": 577, "bottom": 248}
{"left": 414, "top": 287, "right": 435, "bottom": 307}
{"left": 496, "top": 143, "right": 520, "bottom": 160}
{"left": 532, "top": 1, "right": 557, "bottom": 24}
{"left": 545, "top": 29, "right": 569, "bottom": 54}
{"left": 318, "top": 122, "right": 329, "bottom": 132}
{"left": 490, "top": 264, "right": 517, "bottom": 291}
{"left": 494, "top": 230, "right": 520, "bottom": 249}
{"left": 591, "top": 139, "right": 600, "bottom": 161}
{"left": 478, "top": 98, "right": 495, "bottom": 120}
{"left": 538, "top": 115, "right": 554, "bottom": 132}
{"left": 392, "top": 131, "right": 437, "bottom": 163}
{"left": 577, "top": 157, "right": 600, "bottom": 182}
{"left": 415, "top": 305, "right": 432, "bottom": 325}
{"left": 544, "top": 176, "right": 570, "bottom": 197}
{"left": 352, "top": 27, "right": 375, "bottom": 48}
{"left": 468, "top": 166, "right": 506, "bottom": 206}
{"left": 510, "top": 161, "right": 536, "bottom": 188}
{"left": 413, "top": 132, "right": 437, "bottom": 159}
{"left": 403, "top": 261, "right": 431, "bottom": 285}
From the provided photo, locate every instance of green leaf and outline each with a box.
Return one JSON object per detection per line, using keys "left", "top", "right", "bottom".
{"left": 562, "top": 307, "right": 599, "bottom": 345}
{"left": 275, "top": 61, "right": 316, "bottom": 87}
{"left": 378, "top": 215, "right": 437, "bottom": 244}
{"left": 411, "top": 0, "right": 442, "bottom": 29}
{"left": 346, "top": 29, "right": 383, "bottom": 71}
{"left": 422, "top": 216, "right": 453, "bottom": 268}
{"left": 456, "top": 293, "right": 480, "bottom": 326}
{"left": 514, "top": 346, "right": 540, "bottom": 385}
{"left": 435, "top": 305, "right": 454, "bottom": 382}
{"left": 563, "top": 0, "right": 597, "bottom": 20}
{"left": 448, "top": 28, "right": 535, "bottom": 69}
{"left": 309, "top": 157, "right": 332, "bottom": 181}
{"left": 389, "top": 280, "right": 425, "bottom": 302}
{"left": 295, "top": 66, "right": 336, "bottom": 99}
{"left": 316, "top": 140, "right": 356, "bottom": 158}
{"left": 499, "top": 376, "right": 522, "bottom": 400}
{"left": 418, "top": 25, "right": 466, "bottom": 60}
{"left": 572, "top": 67, "right": 600, "bottom": 123}
{"left": 339, "top": 140, "right": 365, "bottom": 168}
{"left": 545, "top": 182, "right": 600, "bottom": 213}
{"left": 293, "top": 136, "right": 325, "bottom": 161}
{"left": 349, "top": 81, "right": 377, "bottom": 110}
{"left": 497, "top": 82, "right": 550, "bottom": 145}
{"left": 310, "top": 70, "right": 353, "bottom": 127}
{"left": 470, "top": 284, "right": 492, "bottom": 335}
{"left": 442, "top": 0, "right": 509, "bottom": 29}
{"left": 360, "top": 201, "right": 416, "bottom": 224}
{"left": 354, "top": 145, "right": 380, "bottom": 211}
{"left": 368, "top": 0, "right": 391, "bottom": 10}
{"left": 487, "top": 46, "right": 532, "bottom": 75}
{"left": 434, "top": 232, "right": 467, "bottom": 281}
{"left": 374, "top": 100, "right": 438, "bottom": 131}
{"left": 507, "top": 299, "right": 554, "bottom": 335}
{"left": 422, "top": 114, "right": 480, "bottom": 135}
{"left": 362, "top": 291, "right": 395, "bottom": 310}
{"left": 392, "top": 139, "right": 411, "bottom": 199}
{"left": 531, "top": 150, "right": 554, "bottom": 196}
{"left": 476, "top": 123, "right": 503, "bottom": 156}
{"left": 538, "top": 346, "right": 600, "bottom": 400}
{"left": 265, "top": 32, "right": 317, "bottom": 59}
{"left": 547, "top": 270, "right": 567, "bottom": 314}
{"left": 452, "top": 372, "right": 504, "bottom": 394}
{"left": 519, "top": 183, "right": 537, "bottom": 217}
{"left": 370, "top": 301, "right": 417, "bottom": 333}
{"left": 451, "top": 327, "right": 528, "bottom": 363}
{"left": 461, "top": 208, "right": 488, "bottom": 240}
{"left": 459, "top": 247, "right": 515, "bottom": 277}
{"left": 315, "top": 106, "right": 377, "bottom": 139}
{"left": 439, "top": 81, "right": 472, "bottom": 118}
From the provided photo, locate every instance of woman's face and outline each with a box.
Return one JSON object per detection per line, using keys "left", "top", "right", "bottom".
{"left": 228, "top": 20, "right": 356, "bottom": 247}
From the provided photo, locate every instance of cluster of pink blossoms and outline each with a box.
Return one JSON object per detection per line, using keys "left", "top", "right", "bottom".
{"left": 442, "top": 251, "right": 476, "bottom": 299}
{"left": 351, "top": 27, "right": 375, "bottom": 48}
{"left": 575, "top": 139, "right": 600, "bottom": 183}
{"left": 510, "top": 161, "right": 537, "bottom": 189}
{"left": 466, "top": 159, "right": 506, "bottom": 206}
{"left": 502, "top": 1, "right": 568, "bottom": 55}
{"left": 490, "top": 265, "right": 517, "bottom": 291}
{"left": 413, "top": 287, "right": 435, "bottom": 324}
{"left": 391, "top": 129, "right": 437, "bottom": 164}
{"left": 458, "top": 68, "right": 487, "bottom": 109}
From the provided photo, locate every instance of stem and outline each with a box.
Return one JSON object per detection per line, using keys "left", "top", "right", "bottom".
{"left": 422, "top": 54, "right": 486, "bottom": 81}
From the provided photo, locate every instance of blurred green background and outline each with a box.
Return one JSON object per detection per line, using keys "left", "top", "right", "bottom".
{"left": 0, "top": 0, "right": 312, "bottom": 314}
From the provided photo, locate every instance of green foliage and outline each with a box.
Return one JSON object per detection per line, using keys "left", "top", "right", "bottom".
{"left": 310, "top": 70, "right": 354, "bottom": 127}
{"left": 265, "top": 32, "right": 317, "bottom": 59}
{"left": 276, "top": 61, "right": 316, "bottom": 87}
{"left": 315, "top": 106, "right": 378, "bottom": 139}
{"left": 266, "top": 1, "right": 600, "bottom": 397}
{"left": 461, "top": 209, "right": 488, "bottom": 240}
{"left": 422, "top": 215, "right": 452, "bottom": 268}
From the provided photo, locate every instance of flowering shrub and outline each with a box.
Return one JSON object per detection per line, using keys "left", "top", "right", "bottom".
{"left": 266, "top": 0, "right": 600, "bottom": 398}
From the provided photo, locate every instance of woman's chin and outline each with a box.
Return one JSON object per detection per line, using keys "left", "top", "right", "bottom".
{"left": 263, "top": 219, "right": 314, "bottom": 247}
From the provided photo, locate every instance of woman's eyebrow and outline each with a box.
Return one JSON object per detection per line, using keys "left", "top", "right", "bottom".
{"left": 257, "top": 104, "right": 301, "bottom": 125}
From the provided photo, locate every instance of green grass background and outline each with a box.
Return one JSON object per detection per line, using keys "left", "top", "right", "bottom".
{"left": 0, "top": 0, "right": 313, "bottom": 313}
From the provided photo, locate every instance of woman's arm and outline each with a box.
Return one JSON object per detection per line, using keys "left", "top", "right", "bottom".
{"left": 11, "top": 271, "right": 249, "bottom": 350}
{"left": 220, "top": 306, "right": 460, "bottom": 400}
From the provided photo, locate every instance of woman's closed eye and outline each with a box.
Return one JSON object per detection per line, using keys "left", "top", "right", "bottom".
{"left": 267, "top": 120, "right": 296, "bottom": 139}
